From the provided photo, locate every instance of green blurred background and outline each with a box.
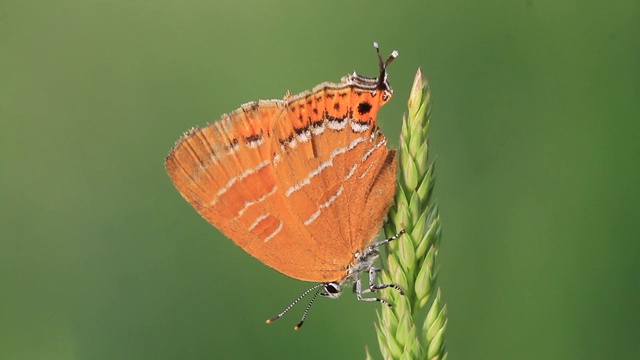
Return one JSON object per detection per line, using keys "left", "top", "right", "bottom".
{"left": 2, "top": 0, "right": 639, "bottom": 359}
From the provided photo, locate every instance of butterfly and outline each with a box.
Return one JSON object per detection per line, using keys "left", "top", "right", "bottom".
{"left": 165, "top": 43, "right": 404, "bottom": 329}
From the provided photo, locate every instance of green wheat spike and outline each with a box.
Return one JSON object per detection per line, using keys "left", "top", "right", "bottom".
{"left": 374, "top": 68, "right": 447, "bottom": 360}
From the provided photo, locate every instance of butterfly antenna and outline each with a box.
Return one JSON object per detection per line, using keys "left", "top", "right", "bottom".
{"left": 293, "top": 287, "right": 323, "bottom": 330}
{"left": 266, "top": 283, "right": 324, "bottom": 326}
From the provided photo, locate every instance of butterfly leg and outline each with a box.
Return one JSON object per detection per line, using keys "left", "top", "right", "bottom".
{"left": 354, "top": 277, "right": 392, "bottom": 307}
{"left": 352, "top": 230, "right": 406, "bottom": 306}
{"left": 367, "top": 267, "right": 404, "bottom": 295}
{"left": 368, "top": 229, "right": 406, "bottom": 251}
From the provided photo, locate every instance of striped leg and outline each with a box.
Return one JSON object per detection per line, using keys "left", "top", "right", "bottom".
{"left": 354, "top": 276, "right": 392, "bottom": 307}
{"left": 354, "top": 230, "right": 406, "bottom": 306}
{"left": 367, "top": 266, "right": 404, "bottom": 295}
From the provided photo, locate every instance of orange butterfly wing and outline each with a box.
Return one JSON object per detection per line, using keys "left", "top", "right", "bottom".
{"left": 165, "top": 73, "right": 396, "bottom": 282}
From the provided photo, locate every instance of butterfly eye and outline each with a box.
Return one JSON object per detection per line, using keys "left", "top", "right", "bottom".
{"left": 324, "top": 282, "right": 341, "bottom": 295}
